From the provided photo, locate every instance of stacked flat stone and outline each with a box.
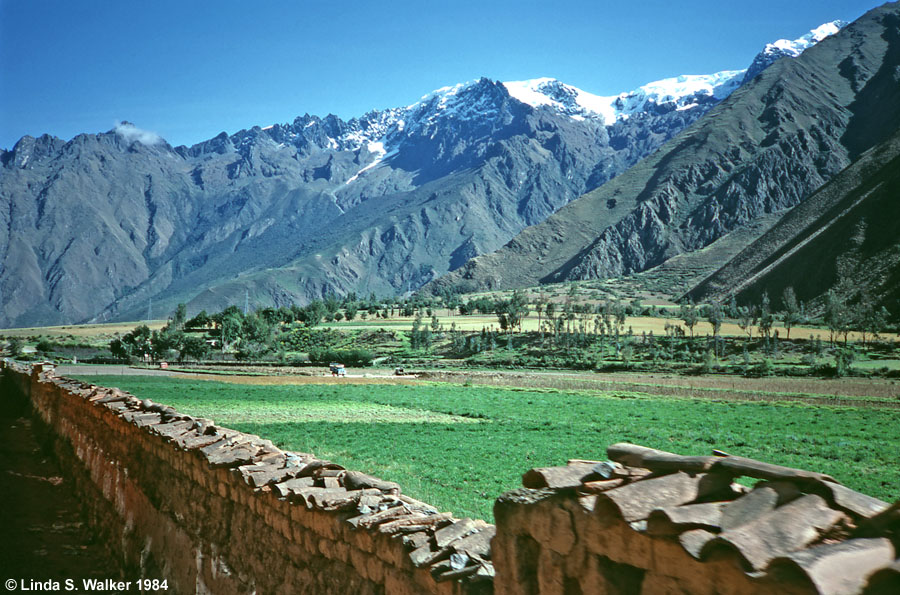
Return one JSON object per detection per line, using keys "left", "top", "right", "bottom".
{"left": 10, "top": 362, "right": 899, "bottom": 594}
{"left": 499, "top": 443, "right": 898, "bottom": 594}
{"left": 23, "top": 362, "right": 494, "bottom": 593}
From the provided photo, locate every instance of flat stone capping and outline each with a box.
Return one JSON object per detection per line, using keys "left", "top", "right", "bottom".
{"left": 496, "top": 442, "right": 899, "bottom": 594}
{"left": 6, "top": 360, "right": 899, "bottom": 594}
{"left": 3, "top": 361, "right": 493, "bottom": 594}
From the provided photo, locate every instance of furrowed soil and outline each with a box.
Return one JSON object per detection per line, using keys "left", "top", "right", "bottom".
{"left": 414, "top": 370, "right": 900, "bottom": 407}
{"left": 63, "top": 365, "right": 900, "bottom": 407}
{"left": 70, "top": 373, "right": 900, "bottom": 520}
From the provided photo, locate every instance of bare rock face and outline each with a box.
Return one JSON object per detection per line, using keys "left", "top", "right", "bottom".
{"left": 432, "top": 4, "right": 900, "bottom": 300}
{"left": 688, "top": 125, "right": 900, "bottom": 316}
{"left": 0, "top": 17, "right": 848, "bottom": 326}
{"left": 0, "top": 77, "right": 719, "bottom": 327}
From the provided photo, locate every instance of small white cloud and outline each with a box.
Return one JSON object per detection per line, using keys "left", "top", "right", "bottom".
{"left": 114, "top": 121, "right": 164, "bottom": 145}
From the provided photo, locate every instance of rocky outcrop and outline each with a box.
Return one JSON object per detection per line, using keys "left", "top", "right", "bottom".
{"left": 0, "top": 78, "right": 717, "bottom": 327}
{"left": 688, "top": 125, "right": 900, "bottom": 315}
{"left": 431, "top": 3, "right": 900, "bottom": 296}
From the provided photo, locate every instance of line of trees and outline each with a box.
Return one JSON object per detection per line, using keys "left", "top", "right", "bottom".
{"left": 717, "top": 287, "right": 890, "bottom": 346}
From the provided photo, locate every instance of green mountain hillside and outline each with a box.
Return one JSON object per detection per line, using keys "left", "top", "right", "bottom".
{"left": 430, "top": 3, "right": 900, "bottom": 297}
{"left": 687, "top": 126, "right": 900, "bottom": 315}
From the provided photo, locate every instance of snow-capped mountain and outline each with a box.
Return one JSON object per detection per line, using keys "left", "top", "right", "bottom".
{"left": 503, "top": 21, "right": 844, "bottom": 126}
{"left": 223, "top": 18, "right": 844, "bottom": 183}
{"left": 503, "top": 71, "right": 745, "bottom": 125}
{"left": 431, "top": 5, "right": 900, "bottom": 300}
{"left": 0, "top": 19, "right": 848, "bottom": 327}
{"left": 742, "top": 20, "right": 845, "bottom": 83}
{"left": 230, "top": 19, "right": 843, "bottom": 190}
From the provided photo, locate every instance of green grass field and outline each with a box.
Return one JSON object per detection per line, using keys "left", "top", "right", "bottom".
{"left": 79, "top": 375, "right": 900, "bottom": 521}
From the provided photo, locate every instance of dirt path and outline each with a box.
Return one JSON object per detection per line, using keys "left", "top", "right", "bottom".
{"left": 414, "top": 370, "right": 900, "bottom": 408}
{"left": 58, "top": 364, "right": 417, "bottom": 386}
{"left": 57, "top": 364, "right": 900, "bottom": 408}
{"left": 169, "top": 374, "right": 421, "bottom": 386}
{"left": 54, "top": 364, "right": 183, "bottom": 377}
{"left": 0, "top": 393, "right": 121, "bottom": 585}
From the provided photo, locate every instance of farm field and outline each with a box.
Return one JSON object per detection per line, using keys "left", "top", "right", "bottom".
{"left": 0, "top": 320, "right": 169, "bottom": 339}
{"left": 76, "top": 374, "right": 900, "bottom": 521}
{"left": 63, "top": 364, "right": 900, "bottom": 403}
{"left": 321, "top": 314, "right": 898, "bottom": 342}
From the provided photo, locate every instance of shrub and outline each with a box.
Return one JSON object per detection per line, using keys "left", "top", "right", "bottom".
{"left": 834, "top": 348, "right": 856, "bottom": 377}
{"left": 747, "top": 358, "right": 774, "bottom": 377}
{"left": 36, "top": 339, "right": 56, "bottom": 353}
{"left": 280, "top": 327, "right": 344, "bottom": 352}
{"left": 6, "top": 337, "right": 24, "bottom": 357}
{"left": 308, "top": 347, "right": 374, "bottom": 367}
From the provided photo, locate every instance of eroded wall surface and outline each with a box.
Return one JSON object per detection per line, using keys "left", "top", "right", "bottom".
{"left": 1, "top": 362, "right": 493, "bottom": 594}
{"left": 5, "top": 361, "right": 899, "bottom": 595}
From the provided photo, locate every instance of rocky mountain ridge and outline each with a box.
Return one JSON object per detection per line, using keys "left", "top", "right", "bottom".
{"left": 687, "top": 125, "right": 900, "bottom": 314}
{"left": 0, "top": 21, "right": 845, "bottom": 326}
{"left": 430, "top": 4, "right": 899, "bottom": 301}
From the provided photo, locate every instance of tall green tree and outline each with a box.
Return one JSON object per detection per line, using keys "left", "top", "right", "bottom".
{"left": 824, "top": 291, "right": 850, "bottom": 345}
{"left": 496, "top": 290, "right": 529, "bottom": 334}
{"left": 110, "top": 325, "right": 153, "bottom": 361}
{"left": 409, "top": 312, "right": 429, "bottom": 350}
{"left": 186, "top": 310, "right": 211, "bottom": 329}
{"left": 299, "top": 301, "right": 327, "bottom": 327}
{"left": 726, "top": 295, "right": 739, "bottom": 319}
{"left": 179, "top": 336, "right": 210, "bottom": 362}
{"left": 151, "top": 327, "right": 183, "bottom": 361}
{"left": 172, "top": 303, "right": 187, "bottom": 330}
{"left": 220, "top": 311, "right": 244, "bottom": 354}
{"left": 679, "top": 300, "right": 699, "bottom": 339}
{"left": 781, "top": 287, "right": 800, "bottom": 340}
{"left": 737, "top": 305, "right": 756, "bottom": 341}
{"left": 707, "top": 302, "right": 724, "bottom": 340}
{"left": 758, "top": 292, "right": 774, "bottom": 340}
{"left": 238, "top": 314, "right": 274, "bottom": 360}
{"left": 854, "top": 294, "right": 888, "bottom": 347}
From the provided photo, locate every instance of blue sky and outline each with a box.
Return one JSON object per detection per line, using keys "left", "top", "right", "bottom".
{"left": 0, "top": 0, "right": 882, "bottom": 150}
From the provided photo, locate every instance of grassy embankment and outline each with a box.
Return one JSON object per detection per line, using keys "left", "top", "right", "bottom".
{"left": 78, "top": 375, "right": 900, "bottom": 521}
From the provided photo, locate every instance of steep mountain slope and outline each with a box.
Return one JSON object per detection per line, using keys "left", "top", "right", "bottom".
{"left": 740, "top": 21, "right": 846, "bottom": 84}
{"left": 431, "top": 3, "right": 900, "bottom": 296}
{"left": 0, "top": 22, "right": 842, "bottom": 327}
{"left": 686, "top": 126, "right": 900, "bottom": 314}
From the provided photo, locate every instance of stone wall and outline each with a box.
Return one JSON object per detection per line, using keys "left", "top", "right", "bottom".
{"left": 5, "top": 360, "right": 899, "bottom": 595}
{"left": 1, "top": 362, "right": 493, "bottom": 594}
{"left": 492, "top": 446, "right": 900, "bottom": 595}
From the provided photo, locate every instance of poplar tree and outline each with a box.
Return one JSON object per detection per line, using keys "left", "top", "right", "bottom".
{"left": 781, "top": 287, "right": 800, "bottom": 340}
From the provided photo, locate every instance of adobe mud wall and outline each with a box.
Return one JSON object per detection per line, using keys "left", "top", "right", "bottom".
{"left": 1, "top": 362, "right": 493, "bottom": 594}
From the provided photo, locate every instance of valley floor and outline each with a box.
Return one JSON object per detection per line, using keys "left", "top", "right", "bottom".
{"left": 68, "top": 371, "right": 900, "bottom": 521}
{"left": 64, "top": 364, "right": 900, "bottom": 406}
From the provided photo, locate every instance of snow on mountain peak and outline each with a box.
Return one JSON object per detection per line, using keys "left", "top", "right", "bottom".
{"left": 256, "top": 18, "right": 845, "bottom": 183}
{"left": 502, "top": 78, "right": 618, "bottom": 124}
{"left": 413, "top": 82, "right": 469, "bottom": 109}
{"left": 504, "top": 19, "right": 844, "bottom": 125}
{"left": 635, "top": 71, "right": 745, "bottom": 103}
{"left": 808, "top": 21, "right": 844, "bottom": 42}
{"left": 503, "top": 70, "right": 745, "bottom": 125}
{"left": 741, "top": 20, "right": 846, "bottom": 85}
{"left": 763, "top": 20, "right": 846, "bottom": 58}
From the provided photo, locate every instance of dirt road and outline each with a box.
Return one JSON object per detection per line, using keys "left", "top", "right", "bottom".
{"left": 0, "top": 389, "right": 121, "bottom": 584}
